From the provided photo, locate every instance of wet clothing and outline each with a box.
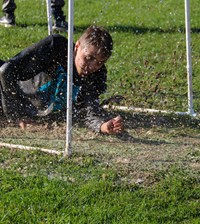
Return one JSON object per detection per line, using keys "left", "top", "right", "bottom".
{"left": 0, "top": 34, "right": 109, "bottom": 132}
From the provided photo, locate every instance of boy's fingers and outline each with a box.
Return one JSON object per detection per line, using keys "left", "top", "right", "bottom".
{"left": 113, "top": 115, "right": 122, "bottom": 121}
{"left": 113, "top": 119, "right": 121, "bottom": 123}
{"left": 113, "top": 123, "right": 123, "bottom": 131}
{"left": 19, "top": 120, "right": 26, "bottom": 130}
{"left": 113, "top": 119, "right": 123, "bottom": 128}
{"left": 113, "top": 123, "right": 123, "bottom": 129}
{"left": 102, "top": 116, "right": 124, "bottom": 134}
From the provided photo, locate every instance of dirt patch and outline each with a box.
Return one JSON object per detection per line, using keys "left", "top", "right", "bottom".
{"left": 1, "top": 111, "right": 200, "bottom": 185}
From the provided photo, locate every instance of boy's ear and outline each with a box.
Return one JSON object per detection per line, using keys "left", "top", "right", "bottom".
{"left": 75, "top": 40, "right": 81, "bottom": 50}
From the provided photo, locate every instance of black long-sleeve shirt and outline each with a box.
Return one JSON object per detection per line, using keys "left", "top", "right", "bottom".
{"left": 0, "top": 34, "right": 110, "bottom": 132}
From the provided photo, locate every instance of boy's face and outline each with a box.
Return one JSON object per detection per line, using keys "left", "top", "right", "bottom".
{"left": 74, "top": 41, "right": 107, "bottom": 76}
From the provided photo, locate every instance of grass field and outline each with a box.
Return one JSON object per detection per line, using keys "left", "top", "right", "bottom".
{"left": 0, "top": 0, "right": 200, "bottom": 223}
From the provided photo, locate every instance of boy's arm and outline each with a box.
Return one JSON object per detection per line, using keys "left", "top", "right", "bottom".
{"left": 75, "top": 66, "right": 124, "bottom": 134}
{"left": 77, "top": 98, "right": 109, "bottom": 133}
{"left": 76, "top": 98, "right": 124, "bottom": 134}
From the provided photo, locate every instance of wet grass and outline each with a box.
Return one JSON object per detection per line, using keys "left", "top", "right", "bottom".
{"left": 1, "top": 112, "right": 200, "bottom": 223}
{"left": 0, "top": 148, "right": 200, "bottom": 224}
{"left": 1, "top": 0, "right": 200, "bottom": 223}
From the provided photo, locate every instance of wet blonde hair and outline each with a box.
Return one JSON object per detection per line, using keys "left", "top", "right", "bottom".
{"left": 78, "top": 25, "right": 113, "bottom": 61}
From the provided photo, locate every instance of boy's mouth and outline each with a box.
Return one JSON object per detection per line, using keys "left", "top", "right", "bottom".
{"left": 81, "top": 66, "right": 90, "bottom": 74}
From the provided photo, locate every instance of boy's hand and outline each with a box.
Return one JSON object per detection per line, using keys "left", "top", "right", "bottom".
{"left": 100, "top": 116, "right": 124, "bottom": 135}
{"left": 18, "top": 119, "right": 35, "bottom": 130}
{"left": 18, "top": 120, "right": 27, "bottom": 130}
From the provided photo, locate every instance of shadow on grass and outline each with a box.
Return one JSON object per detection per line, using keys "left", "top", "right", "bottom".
{"left": 67, "top": 25, "right": 200, "bottom": 34}
{"left": 108, "top": 131, "right": 173, "bottom": 146}
{"left": 17, "top": 22, "right": 48, "bottom": 28}
{"left": 15, "top": 23, "right": 200, "bottom": 34}
{"left": 117, "top": 110, "right": 200, "bottom": 129}
{"left": 1, "top": 110, "right": 200, "bottom": 148}
{"left": 102, "top": 110, "right": 200, "bottom": 146}
{"left": 1, "top": 108, "right": 200, "bottom": 130}
{"left": 76, "top": 129, "right": 172, "bottom": 146}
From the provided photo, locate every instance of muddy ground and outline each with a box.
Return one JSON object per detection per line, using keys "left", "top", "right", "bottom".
{"left": 1, "top": 111, "right": 200, "bottom": 185}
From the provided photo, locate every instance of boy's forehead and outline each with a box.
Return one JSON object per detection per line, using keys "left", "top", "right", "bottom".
{"left": 83, "top": 44, "right": 107, "bottom": 61}
{"left": 83, "top": 44, "right": 96, "bottom": 54}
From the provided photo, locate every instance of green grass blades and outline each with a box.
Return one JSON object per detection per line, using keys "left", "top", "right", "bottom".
{"left": 1, "top": 0, "right": 200, "bottom": 223}
{"left": 0, "top": 149, "right": 199, "bottom": 224}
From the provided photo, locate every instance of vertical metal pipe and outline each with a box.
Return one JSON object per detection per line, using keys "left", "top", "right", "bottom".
{"left": 46, "top": 0, "right": 53, "bottom": 35}
{"left": 185, "top": 0, "right": 195, "bottom": 115}
{"left": 65, "top": 0, "right": 74, "bottom": 156}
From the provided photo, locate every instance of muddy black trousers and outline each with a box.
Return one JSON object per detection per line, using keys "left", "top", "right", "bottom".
{"left": 2, "top": 0, "right": 65, "bottom": 21}
{"left": 0, "top": 34, "right": 68, "bottom": 121}
{"left": 2, "top": 0, "right": 16, "bottom": 14}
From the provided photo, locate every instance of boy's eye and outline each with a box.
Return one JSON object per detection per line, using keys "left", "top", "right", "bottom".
{"left": 85, "top": 56, "right": 93, "bottom": 61}
{"left": 97, "top": 60, "right": 103, "bottom": 65}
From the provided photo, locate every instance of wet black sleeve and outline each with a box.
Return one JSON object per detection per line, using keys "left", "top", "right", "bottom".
{"left": 74, "top": 66, "right": 111, "bottom": 132}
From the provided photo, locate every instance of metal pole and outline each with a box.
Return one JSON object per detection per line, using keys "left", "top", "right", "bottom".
{"left": 65, "top": 0, "right": 74, "bottom": 156}
{"left": 46, "top": 0, "right": 53, "bottom": 35}
{"left": 185, "top": 0, "right": 195, "bottom": 115}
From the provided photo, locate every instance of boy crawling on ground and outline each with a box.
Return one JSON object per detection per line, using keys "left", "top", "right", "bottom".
{"left": 0, "top": 25, "right": 123, "bottom": 134}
